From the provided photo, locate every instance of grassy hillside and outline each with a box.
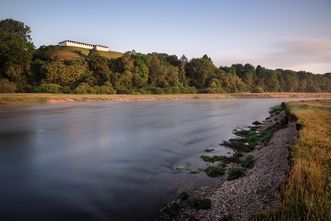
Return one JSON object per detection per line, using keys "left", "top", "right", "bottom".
{"left": 257, "top": 100, "right": 331, "bottom": 220}
{"left": 48, "top": 46, "right": 123, "bottom": 60}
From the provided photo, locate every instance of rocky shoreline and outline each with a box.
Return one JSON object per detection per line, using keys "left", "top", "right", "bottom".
{"left": 161, "top": 104, "right": 298, "bottom": 221}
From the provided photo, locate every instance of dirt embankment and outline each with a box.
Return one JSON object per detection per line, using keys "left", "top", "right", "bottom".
{"left": 164, "top": 107, "right": 298, "bottom": 221}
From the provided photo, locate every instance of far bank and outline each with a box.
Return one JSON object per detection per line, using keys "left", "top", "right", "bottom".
{"left": 0, "top": 92, "right": 331, "bottom": 105}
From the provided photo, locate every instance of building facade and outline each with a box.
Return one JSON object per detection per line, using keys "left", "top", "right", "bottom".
{"left": 58, "top": 40, "right": 109, "bottom": 52}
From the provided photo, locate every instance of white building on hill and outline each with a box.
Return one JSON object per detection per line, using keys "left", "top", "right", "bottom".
{"left": 58, "top": 40, "right": 109, "bottom": 52}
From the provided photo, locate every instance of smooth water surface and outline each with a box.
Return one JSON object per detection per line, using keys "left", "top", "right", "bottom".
{"left": 0, "top": 98, "right": 303, "bottom": 221}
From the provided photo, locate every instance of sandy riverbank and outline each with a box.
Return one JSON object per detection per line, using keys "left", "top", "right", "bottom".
{"left": 0, "top": 93, "right": 331, "bottom": 105}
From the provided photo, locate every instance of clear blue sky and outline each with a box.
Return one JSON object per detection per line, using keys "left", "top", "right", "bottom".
{"left": 1, "top": 0, "right": 331, "bottom": 73}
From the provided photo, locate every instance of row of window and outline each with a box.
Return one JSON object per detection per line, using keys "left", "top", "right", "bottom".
{"left": 65, "top": 41, "right": 108, "bottom": 49}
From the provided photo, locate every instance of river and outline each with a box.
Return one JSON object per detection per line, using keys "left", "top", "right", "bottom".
{"left": 0, "top": 98, "right": 304, "bottom": 221}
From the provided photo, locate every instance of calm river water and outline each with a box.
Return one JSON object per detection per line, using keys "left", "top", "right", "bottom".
{"left": 0, "top": 98, "right": 304, "bottom": 221}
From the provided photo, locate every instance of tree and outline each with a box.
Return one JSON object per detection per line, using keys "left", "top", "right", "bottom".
{"left": 132, "top": 53, "right": 149, "bottom": 89}
{"left": 0, "top": 19, "right": 34, "bottom": 91}
{"left": 43, "top": 59, "right": 89, "bottom": 88}
{"left": 186, "top": 55, "right": 216, "bottom": 88}
{"left": 88, "top": 49, "right": 113, "bottom": 85}
{"left": 179, "top": 55, "right": 188, "bottom": 85}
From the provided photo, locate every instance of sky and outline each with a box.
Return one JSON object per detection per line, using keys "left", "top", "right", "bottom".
{"left": 1, "top": 0, "right": 331, "bottom": 74}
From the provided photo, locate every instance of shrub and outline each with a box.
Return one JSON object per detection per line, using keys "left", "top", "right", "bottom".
{"left": 259, "top": 128, "right": 276, "bottom": 145}
{"left": 181, "top": 86, "right": 197, "bottom": 94}
{"left": 240, "top": 155, "right": 254, "bottom": 168}
{"left": 269, "top": 104, "right": 282, "bottom": 114}
{"left": 247, "top": 131, "right": 258, "bottom": 148}
{"left": 147, "top": 86, "right": 164, "bottom": 94}
{"left": 201, "top": 155, "right": 224, "bottom": 163}
{"left": 94, "top": 81, "right": 117, "bottom": 94}
{"left": 252, "top": 86, "right": 264, "bottom": 93}
{"left": 36, "top": 83, "right": 62, "bottom": 93}
{"left": 74, "top": 83, "right": 96, "bottom": 94}
{"left": 227, "top": 167, "right": 244, "bottom": 180}
{"left": 204, "top": 166, "right": 225, "bottom": 177}
{"left": 0, "top": 79, "right": 16, "bottom": 93}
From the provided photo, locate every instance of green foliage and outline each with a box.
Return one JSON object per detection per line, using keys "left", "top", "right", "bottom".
{"left": 74, "top": 83, "right": 96, "bottom": 94}
{"left": 42, "top": 59, "right": 89, "bottom": 87}
{"left": 240, "top": 155, "right": 254, "bottom": 168}
{"left": 35, "top": 83, "right": 62, "bottom": 93}
{"left": 201, "top": 155, "right": 224, "bottom": 163}
{"left": 269, "top": 105, "right": 282, "bottom": 114}
{"left": 201, "top": 152, "right": 243, "bottom": 164}
{"left": 204, "top": 165, "right": 225, "bottom": 177}
{"left": 259, "top": 128, "right": 276, "bottom": 145}
{"left": 227, "top": 167, "right": 244, "bottom": 180}
{"left": 0, "top": 19, "right": 34, "bottom": 91}
{"left": 1, "top": 18, "right": 330, "bottom": 94}
{"left": 186, "top": 55, "right": 216, "bottom": 88}
{"left": 247, "top": 131, "right": 258, "bottom": 148}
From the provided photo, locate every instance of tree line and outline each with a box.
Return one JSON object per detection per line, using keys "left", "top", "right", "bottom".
{"left": 1, "top": 19, "right": 330, "bottom": 94}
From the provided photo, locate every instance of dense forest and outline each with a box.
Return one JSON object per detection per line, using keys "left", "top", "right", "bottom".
{"left": 1, "top": 19, "right": 330, "bottom": 94}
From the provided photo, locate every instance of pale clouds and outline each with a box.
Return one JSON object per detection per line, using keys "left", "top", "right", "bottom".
{"left": 214, "top": 38, "right": 331, "bottom": 74}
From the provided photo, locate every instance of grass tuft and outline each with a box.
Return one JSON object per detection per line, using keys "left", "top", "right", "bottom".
{"left": 240, "top": 155, "right": 254, "bottom": 168}
{"left": 259, "top": 128, "right": 276, "bottom": 145}
{"left": 204, "top": 166, "right": 225, "bottom": 177}
{"left": 227, "top": 167, "right": 245, "bottom": 180}
{"left": 269, "top": 104, "right": 282, "bottom": 114}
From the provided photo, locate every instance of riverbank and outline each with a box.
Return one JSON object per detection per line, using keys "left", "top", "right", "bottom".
{"left": 0, "top": 93, "right": 331, "bottom": 105}
{"left": 257, "top": 100, "right": 331, "bottom": 220}
{"left": 161, "top": 100, "right": 330, "bottom": 220}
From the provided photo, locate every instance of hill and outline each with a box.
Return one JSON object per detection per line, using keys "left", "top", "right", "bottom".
{"left": 38, "top": 45, "right": 123, "bottom": 61}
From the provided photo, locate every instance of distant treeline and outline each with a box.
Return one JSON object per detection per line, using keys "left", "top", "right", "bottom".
{"left": 1, "top": 19, "right": 330, "bottom": 94}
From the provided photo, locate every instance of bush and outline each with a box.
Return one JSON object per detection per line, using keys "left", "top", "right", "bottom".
{"left": 204, "top": 166, "right": 225, "bottom": 177}
{"left": 0, "top": 79, "right": 16, "bottom": 93}
{"left": 252, "top": 86, "right": 264, "bottom": 93}
{"left": 147, "top": 86, "right": 164, "bottom": 94}
{"left": 240, "top": 155, "right": 254, "bottom": 168}
{"left": 199, "top": 87, "right": 225, "bottom": 93}
{"left": 181, "top": 86, "right": 197, "bottom": 94}
{"left": 36, "top": 83, "right": 62, "bottom": 93}
{"left": 269, "top": 104, "right": 282, "bottom": 114}
{"left": 227, "top": 167, "right": 244, "bottom": 180}
{"left": 74, "top": 83, "right": 96, "bottom": 94}
{"left": 259, "top": 128, "right": 276, "bottom": 145}
{"left": 61, "top": 86, "right": 72, "bottom": 93}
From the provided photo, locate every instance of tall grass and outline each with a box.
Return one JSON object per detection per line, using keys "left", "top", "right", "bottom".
{"left": 256, "top": 100, "right": 331, "bottom": 221}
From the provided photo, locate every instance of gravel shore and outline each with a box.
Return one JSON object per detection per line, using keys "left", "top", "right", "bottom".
{"left": 170, "top": 110, "right": 298, "bottom": 221}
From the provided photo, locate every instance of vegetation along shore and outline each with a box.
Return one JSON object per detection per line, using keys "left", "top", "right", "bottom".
{"left": 160, "top": 100, "right": 331, "bottom": 221}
